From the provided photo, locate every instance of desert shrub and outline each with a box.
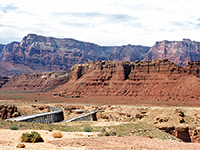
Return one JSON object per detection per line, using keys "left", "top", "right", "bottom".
{"left": 83, "top": 126, "right": 93, "bottom": 132}
{"left": 100, "top": 127, "right": 116, "bottom": 136}
{"left": 21, "top": 131, "right": 44, "bottom": 143}
{"left": 52, "top": 131, "right": 63, "bottom": 138}
{"left": 10, "top": 124, "right": 18, "bottom": 130}
{"left": 71, "top": 95, "right": 81, "bottom": 98}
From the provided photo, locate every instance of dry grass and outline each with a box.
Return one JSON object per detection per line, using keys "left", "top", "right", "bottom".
{"left": 0, "top": 119, "right": 179, "bottom": 141}
{"left": 20, "top": 131, "right": 44, "bottom": 143}
{"left": 52, "top": 131, "right": 63, "bottom": 138}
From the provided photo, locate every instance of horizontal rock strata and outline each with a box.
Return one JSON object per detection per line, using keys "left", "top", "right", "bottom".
{"left": 54, "top": 59, "right": 200, "bottom": 101}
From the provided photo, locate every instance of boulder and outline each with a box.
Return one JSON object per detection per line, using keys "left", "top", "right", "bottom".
{"left": 16, "top": 143, "right": 25, "bottom": 148}
{"left": 0, "top": 105, "right": 21, "bottom": 119}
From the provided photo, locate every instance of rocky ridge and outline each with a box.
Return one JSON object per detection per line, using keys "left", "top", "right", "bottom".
{"left": 0, "top": 34, "right": 150, "bottom": 76}
{"left": 1, "top": 35, "right": 200, "bottom": 76}
{"left": 144, "top": 39, "right": 200, "bottom": 65}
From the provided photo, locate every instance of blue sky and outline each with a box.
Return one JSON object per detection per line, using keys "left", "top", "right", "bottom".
{"left": 0, "top": 0, "right": 200, "bottom": 46}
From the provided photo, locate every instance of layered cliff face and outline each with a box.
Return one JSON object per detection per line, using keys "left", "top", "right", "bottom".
{"left": 0, "top": 71, "right": 70, "bottom": 92}
{"left": 144, "top": 39, "right": 200, "bottom": 65}
{"left": 54, "top": 59, "right": 200, "bottom": 101}
{"left": 0, "top": 34, "right": 150, "bottom": 76}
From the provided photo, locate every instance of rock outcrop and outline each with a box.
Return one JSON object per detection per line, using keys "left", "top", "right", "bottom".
{"left": 159, "top": 126, "right": 200, "bottom": 143}
{"left": 0, "top": 71, "right": 70, "bottom": 92}
{"left": 0, "top": 34, "right": 150, "bottom": 76}
{"left": 0, "top": 105, "right": 21, "bottom": 119}
{"left": 144, "top": 39, "right": 200, "bottom": 65}
{"left": 54, "top": 59, "right": 200, "bottom": 101}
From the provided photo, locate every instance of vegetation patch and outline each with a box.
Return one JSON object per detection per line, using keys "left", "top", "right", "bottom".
{"left": 83, "top": 126, "right": 93, "bottom": 132}
{"left": 110, "top": 122, "right": 180, "bottom": 141}
{"left": 71, "top": 95, "right": 83, "bottom": 98}
{"left": 0, "top": 119, "right": 179, "bottom": 141}
{"left": 20, "top": 131, "right": 44, "bottom": 143}
{"left": 10, "top": 124, "right": 18, "bottom": 130}
{"left": 11, "top": 96, "right": 24, "bottom": 99}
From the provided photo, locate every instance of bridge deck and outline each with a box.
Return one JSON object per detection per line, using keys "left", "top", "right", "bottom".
{"left": 62, "top": 110, "right": 98, "bottom": 122}
{"left": 6, "top": 107, "right": 62, "bottom": 122}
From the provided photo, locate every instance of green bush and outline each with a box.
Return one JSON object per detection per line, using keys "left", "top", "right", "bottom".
{"left": 21, "top": 131, "right": 44, "bottom": 143}
{"left": 10, "top": 124, "right": 18, "bottom": 130}
{"left": 83, "top": 126, "right": 93, "bottom": 132}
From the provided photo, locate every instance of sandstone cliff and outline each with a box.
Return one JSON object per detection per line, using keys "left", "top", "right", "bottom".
{"left": 144, "top": 39, "right": 200, "bottom": 65}
{"left": 0, "top": 34, "right": 150, "bottom": 76}
{"left": 54, "top": 59, "right": 200, "bottom": 101}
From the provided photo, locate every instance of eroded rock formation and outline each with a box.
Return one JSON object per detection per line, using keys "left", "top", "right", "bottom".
{"left": 54, "top": 59, "right": 200, "bottom": 101}
{"left": 0, "top": 105, "right": 20, "bottom": 119}
{"left": 159, "top": 127, "right": 200, "bottom": 143}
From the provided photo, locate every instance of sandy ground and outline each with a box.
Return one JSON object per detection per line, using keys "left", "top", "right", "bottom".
{"left": 1, "top": 129, "right": 200, "bottom": 150}
{"left": 0, "top": 129, "right": 98, "bottom": 150}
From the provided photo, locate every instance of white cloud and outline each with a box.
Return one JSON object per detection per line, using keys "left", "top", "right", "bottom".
{"left": 0, "top": 0, "right": 200, "bottom": 46}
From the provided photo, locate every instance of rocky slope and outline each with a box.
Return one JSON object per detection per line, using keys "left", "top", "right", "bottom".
{"left": 53, "top": 59, "right": 200, "bottom": 101}
{"left": 0, "top": 34, "right": 150, "bottom": 76}
{"left": 144, "top": 39, "right": 200, "bottom": 65}
{"left": 0, "top": 71, "right": 70, "bottom": 92}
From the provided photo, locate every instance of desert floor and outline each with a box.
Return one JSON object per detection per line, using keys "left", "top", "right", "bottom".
{"left": 1, "top": 91, "right": 200, "bottom": 150}
{"left": 0, "top": 129, "right": 200, "bottom": 150}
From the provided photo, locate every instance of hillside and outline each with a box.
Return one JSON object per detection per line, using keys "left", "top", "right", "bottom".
{"left": 0, "top": 34, "right": 150, "bottom": 76}
{"left": 0, "top": 71, "right": 70, "bottom": 92}
{"left": 1, "top": 35, "right": 200, "bottom": 76}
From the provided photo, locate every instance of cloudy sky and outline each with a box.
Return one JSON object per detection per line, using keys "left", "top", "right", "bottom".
{"left": 0, "top": 0, "right": 200, "bottom": 46}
